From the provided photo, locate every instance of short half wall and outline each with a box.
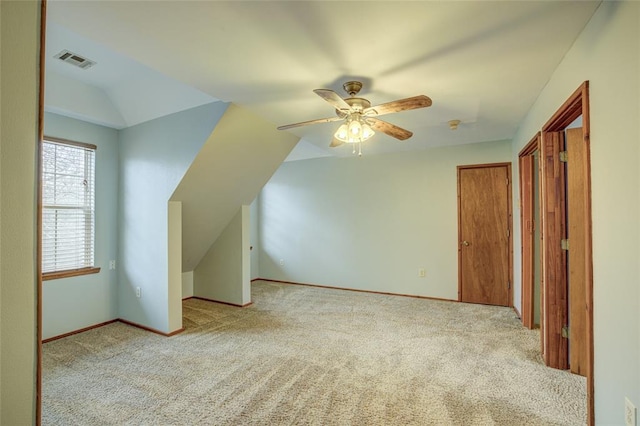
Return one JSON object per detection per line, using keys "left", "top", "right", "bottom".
{"left": 194, "top": 205, "right": 251, "bottom": 306}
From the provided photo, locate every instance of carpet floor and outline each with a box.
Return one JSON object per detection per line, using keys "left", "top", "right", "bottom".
{"left": 42, "top": 280, "right": 586, "bottom": 425}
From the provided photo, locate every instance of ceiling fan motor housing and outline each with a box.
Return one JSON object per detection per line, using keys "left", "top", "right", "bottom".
{"left": 335, "top": 97, "right": 371, "bottom": 116}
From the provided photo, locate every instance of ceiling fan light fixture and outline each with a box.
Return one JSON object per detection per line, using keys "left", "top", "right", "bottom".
{"left": 362, "top": 123, "right": 374, "bottom": 139}
{"left": 335, "top": 123, "right": 349, "bottom": 140}
{"left": 349, "top": 118, "right": 362, "bottom": 136}
{"left": 334, "top": 114, "right": 375, "bottom": 145}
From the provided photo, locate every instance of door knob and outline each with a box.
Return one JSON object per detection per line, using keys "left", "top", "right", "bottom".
{"left": 462, "top": 240, "right": 470, "bottom": 246}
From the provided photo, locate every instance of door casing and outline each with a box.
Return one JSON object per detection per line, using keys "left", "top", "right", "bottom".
{"left": 519, "top": 81, "right": 593, "bottom": 424}
{"left": 518, "top": 133, "right": 541, "bottom": 330}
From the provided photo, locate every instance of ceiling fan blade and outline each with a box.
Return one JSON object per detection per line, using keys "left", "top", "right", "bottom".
{"left": 368, "top": 118, "right": 413, "bottom": 141}
{"left": 329, "top": 138, "right": 344, "bottom": 148}
{"left": 277, "top": 116, "right": 343, "bottom": 131}
{"left": 313, "top": 89, "right": 352, "bottom": 112}
{"left": 364, "top": 95, "right": 432, "bottom": 117}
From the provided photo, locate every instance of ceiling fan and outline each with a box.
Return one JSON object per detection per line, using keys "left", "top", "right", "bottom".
{"left": 277, "top": 81, "right": 432, "bottom": 155}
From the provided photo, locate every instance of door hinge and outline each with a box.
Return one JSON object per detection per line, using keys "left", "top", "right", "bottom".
{"left": 559, "top": 151, "right": 568, "bottom": 162}
{"left": 508, "top": 281, "right": 511, "bottom": 290}
{"left": 506, "top": 178, "right": 509, "bottom": 186}
{"left": 562, "top": 325, "right": 570, "bottom": 339}
{"left": 507, "top": 228, "right": 510, "bottom": 237}
{"left": 561, "top": 239, "right": 569, "bottom": 250}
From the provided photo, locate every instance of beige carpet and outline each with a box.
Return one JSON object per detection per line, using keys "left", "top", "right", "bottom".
{"left": 42, "top": 280, "right": 586, "bottom": 425}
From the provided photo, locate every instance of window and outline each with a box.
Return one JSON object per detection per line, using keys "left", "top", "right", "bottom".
{"left": 42, "top": 138, "right": 99, "bottom": 280}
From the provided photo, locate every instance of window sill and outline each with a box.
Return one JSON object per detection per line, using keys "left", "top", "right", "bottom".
{"left": 43, "top": 267, "right": 101, "bottom": 281}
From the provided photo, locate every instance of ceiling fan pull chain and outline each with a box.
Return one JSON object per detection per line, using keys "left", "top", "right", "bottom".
{"left": 352, "top": 144, "right": 356, "bottom": 155}
{"left": 358, "top": 142, "right": 362, "bottom": 157}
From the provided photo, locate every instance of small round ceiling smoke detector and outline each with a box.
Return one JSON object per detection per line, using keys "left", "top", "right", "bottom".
{"left": 448, "top": 119, "right": 461, "bottom": 130}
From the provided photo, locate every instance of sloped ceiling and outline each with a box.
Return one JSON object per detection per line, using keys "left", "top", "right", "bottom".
{"left": 45, "top": 23, "right": 218, "bottom": 129}
{"left": 171, "top": 104, "right": 299, "bottom": 271}
{"left": 46, "top": 1, "right": 600, "bottom": 157}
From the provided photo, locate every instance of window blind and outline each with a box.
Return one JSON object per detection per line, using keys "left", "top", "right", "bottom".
{"left": 42, "top": 140, "right": 96, "bottom": 274}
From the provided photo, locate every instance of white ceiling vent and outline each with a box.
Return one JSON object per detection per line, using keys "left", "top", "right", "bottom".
{"left": 54, "top": 50, "right": 96, "bottom": 70}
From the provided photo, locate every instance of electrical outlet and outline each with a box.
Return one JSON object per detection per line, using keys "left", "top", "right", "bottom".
{"left": 279, "top": 259, "right": 284, "bottom": 266}
{"left": 109, "top": 260, "right": 116, "bottom": 270}
{"left": 626, "top": 397, "right": 637, "bottom": 426}
{"left": 135, "top": 287, "right": 141, "bottom": 298}
{"left": 418, "top": 268, "right": 426, "bottom": 278}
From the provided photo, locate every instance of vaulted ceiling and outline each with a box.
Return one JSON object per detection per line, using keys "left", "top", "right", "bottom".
{"left": 45, "top": 1, "right": 600, "bottom": 159}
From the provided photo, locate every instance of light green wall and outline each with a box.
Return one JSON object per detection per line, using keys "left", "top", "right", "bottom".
{"left": 170, "top": 104, "right": 299, "bottom": 273}
{"left": 117, "top": 102, "right": 228, "bottom": 333}
{"left": 194, "top": 205, "right": 250, "bottom": 306}
{"left": 42, "top": 112, "right": 119, "bottom": 340}
{"left": 169, "top": 103, "right": 297, "bottom": 305}
{"left": 259, "top": 140, "right": 511, "bottom": 299}
{"left": 510, "top": 2, "right": 640, "bottom": 422}
{"left": 0, "top": 1, "right": 39, "bottom": 423}
{"left": 0, "top": 3, "right": 3, "bottom": 413}
{"left": 181, "top": 271, "right": 194, "bottom": 299}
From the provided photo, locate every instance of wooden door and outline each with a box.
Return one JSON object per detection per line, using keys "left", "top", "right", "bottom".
{"left": 566, "top": 127, "right": 588, "bottom": 376}
{"left": 540, "top": 131, "right": 568, "bottom": 370}
{"left": 458, "top": 164, "right": 511, "bottom": 306}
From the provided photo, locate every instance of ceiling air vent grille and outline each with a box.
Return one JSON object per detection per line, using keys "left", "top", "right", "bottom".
{"left": 54, "top": 50, "right": 96, "bottom": 70}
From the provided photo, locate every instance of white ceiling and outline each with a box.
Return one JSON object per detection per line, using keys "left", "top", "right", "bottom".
{"left": 45, "top": 22, "right": 218, "bottom": 129}
{"left": 46, "top": 1, "right": 600, "bottom": 158}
